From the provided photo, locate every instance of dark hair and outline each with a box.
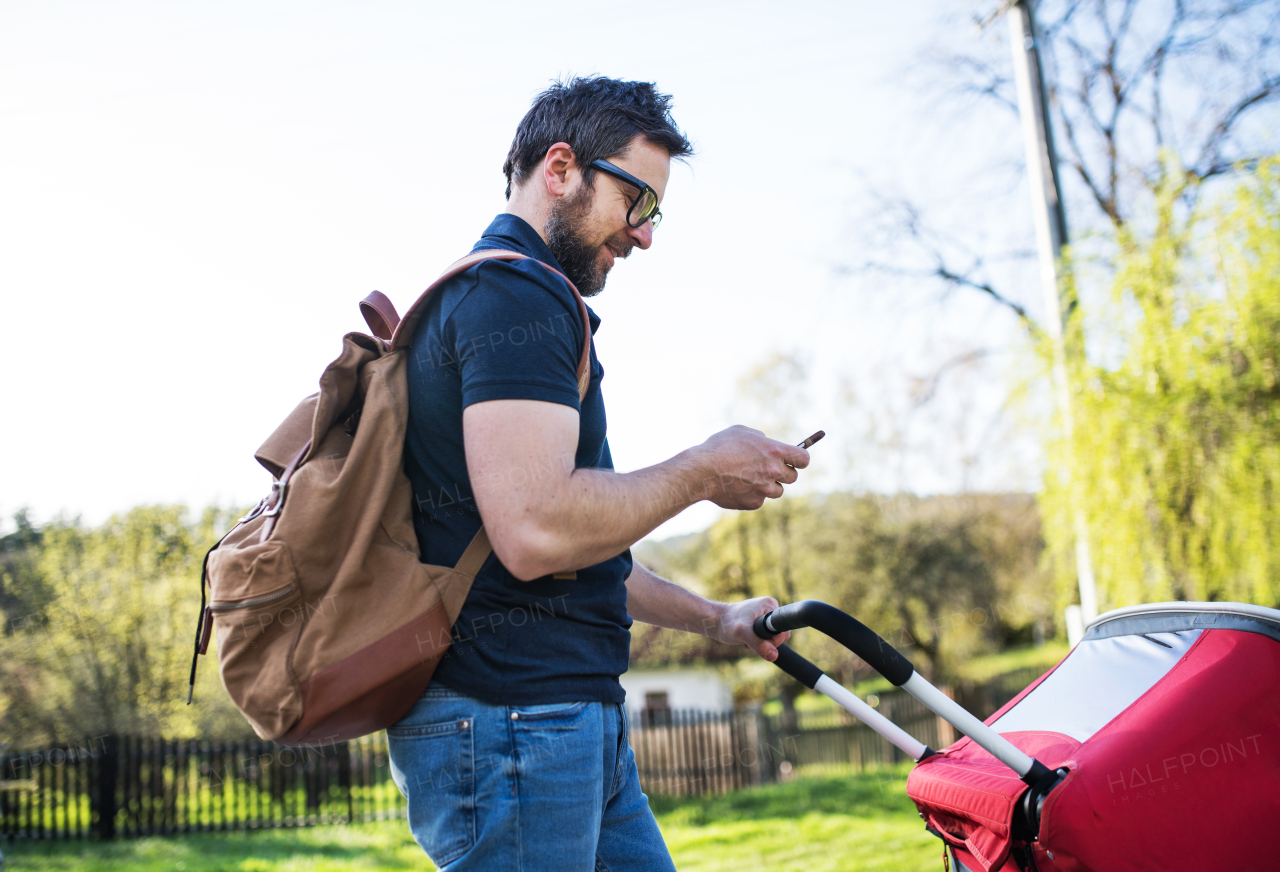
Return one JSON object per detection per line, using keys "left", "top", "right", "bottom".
{"left": 503, "top": 76, "right": 694, "bottom": 199}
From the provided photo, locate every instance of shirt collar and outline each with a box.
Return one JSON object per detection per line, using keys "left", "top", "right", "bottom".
{"left": 474, "top": 213, "right": 562, "bottom": 272}
{"left": 474, "top": 213, "right": 601, "bottom": 334}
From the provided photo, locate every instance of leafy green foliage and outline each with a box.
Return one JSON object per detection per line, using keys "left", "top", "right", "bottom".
{"left": 635, "top": 493, "right": 1052, "bottom": 688}
{"left": 0, "top": 506, "right": 252, "bottom": 747}
{"left": 1041, "top": 160, "right": 1280, "bottom": 610}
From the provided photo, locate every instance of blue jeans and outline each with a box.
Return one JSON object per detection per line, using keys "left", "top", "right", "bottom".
{"left": 387, "top": 687, "right": 676, "bottom": 872}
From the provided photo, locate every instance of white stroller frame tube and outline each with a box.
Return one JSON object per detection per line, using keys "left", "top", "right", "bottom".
{"left": 901, "top": 673, "right": 1035, "bottom": 777}
{"left": 814, "top": 675, "right": 929, "bottom": 761}
{"left": 760, "top": 639, "right": 935, "bottom": 762}
{"left": 756, "top": 600, "right": 1054, "bottom": 786}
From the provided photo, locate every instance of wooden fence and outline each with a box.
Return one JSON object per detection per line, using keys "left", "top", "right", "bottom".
{"left": 0, "top": 733, "right": 401, "bottom": 841}
{"left": 0, "top": 671, "right": 1041, "bottom": 840}
{"left": 627, "top": 672, "right": 1036, "bottom": 796}
{"left": 777, "top": 690, "right": 956, "bottom": 775}
{"left": 628, "top": 709, "right": 769, "bottom": 796}
{"left": 625, "top": 698, "right": 949, "bottom": 797}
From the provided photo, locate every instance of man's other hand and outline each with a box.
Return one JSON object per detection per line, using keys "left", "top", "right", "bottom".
{"left": 711, "top": 596, "right": 791, "bottom": 662}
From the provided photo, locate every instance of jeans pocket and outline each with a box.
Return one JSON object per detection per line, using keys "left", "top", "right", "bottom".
{"left": 510, "top": 700, "right": 590, "bottom": 724}
{"left": 388, "top": 718, "right": 476, "bottom": 866}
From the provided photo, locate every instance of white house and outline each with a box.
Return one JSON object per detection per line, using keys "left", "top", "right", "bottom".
{"left": 619, "top": 665, "right": 734, "bottom": 715}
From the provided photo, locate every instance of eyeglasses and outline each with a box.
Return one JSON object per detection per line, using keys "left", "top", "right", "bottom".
{"left": 590, "top": 159, "right": 663, "bottom": 229}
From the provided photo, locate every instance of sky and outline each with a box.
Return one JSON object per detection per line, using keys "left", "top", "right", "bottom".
{"left": 1, "top": 0, "right": 1040, "bottom": 540}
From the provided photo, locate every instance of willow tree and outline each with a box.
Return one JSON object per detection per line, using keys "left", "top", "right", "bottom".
{"left": 1040, "top": 160, "right": 1280, "bottom": 610}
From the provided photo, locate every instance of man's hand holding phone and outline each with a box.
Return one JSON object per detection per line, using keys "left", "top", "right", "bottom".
{"left": 692, "top": 426, "right": 823, "bottom": 510}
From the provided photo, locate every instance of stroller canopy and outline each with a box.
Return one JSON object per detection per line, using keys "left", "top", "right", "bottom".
{"left": 907, "top": 602, "right": 1280, "bottom": 872}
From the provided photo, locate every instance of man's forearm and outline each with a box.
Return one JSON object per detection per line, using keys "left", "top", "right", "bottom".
{"left": 625, "top": 561, "right": 722, "bottom": 635}
{"left": 465, "top": 400, "right": 808, "bottom": 581}
{"left": 518, "top": 452, "right": 720, "bottom": 578}
{"left": 625, "top": 561, "right": 790, "bottom": 662}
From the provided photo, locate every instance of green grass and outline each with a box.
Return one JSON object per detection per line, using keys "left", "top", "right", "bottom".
{"left": 3, "top": 766, "right": 941, "bottom": 872}
{"left": 954, "top": 641, "right": 1068, "bottom": 683}
{"left": 0, "top": 821, "right": 425, "bottom": 872}
{"left": 651, "top": 765, "right": 940, "bottom": 872}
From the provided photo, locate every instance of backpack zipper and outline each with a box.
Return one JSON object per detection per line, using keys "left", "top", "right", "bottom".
{"left": 209, "top": 584, "right": 297, "bottom": 612}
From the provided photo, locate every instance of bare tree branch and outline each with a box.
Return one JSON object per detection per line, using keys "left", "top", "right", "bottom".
{"left": 933, "top": 265, "right": 1044, "bottom": 338}
{"left": 908, "top": 349, "right": 995, "bottom": 409}
{"left": 1058, "top": 95, "right": 1124, "bottom": 225}
{"left": 840, "top": 0, "right": 1279, "bottom": 381}
{"left": 1040, "top": 0, "right": 1278, "bottom": 226}
{"left": 1192, "top": 76, "right": 1280, "bottom": 178}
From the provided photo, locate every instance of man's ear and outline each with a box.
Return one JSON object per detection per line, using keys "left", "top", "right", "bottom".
{"left": 542, "top": 142, "right": 577, "bottom": 199}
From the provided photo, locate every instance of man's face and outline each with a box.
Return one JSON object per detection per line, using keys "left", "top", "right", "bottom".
{"left": 544, "top": 137, "right": 671, "bottom": 297}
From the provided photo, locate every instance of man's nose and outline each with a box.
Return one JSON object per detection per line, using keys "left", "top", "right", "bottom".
{"left": 627, "top": 220, "right": 654, "bottom": 250}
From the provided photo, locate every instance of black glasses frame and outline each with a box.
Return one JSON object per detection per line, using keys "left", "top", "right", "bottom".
{"left": 590, "top": 159, "right": 662, "bottom": 229}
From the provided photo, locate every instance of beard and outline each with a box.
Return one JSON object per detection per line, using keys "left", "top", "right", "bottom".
{"left": 544, "top": 184, "right": 630, "bottom": 298}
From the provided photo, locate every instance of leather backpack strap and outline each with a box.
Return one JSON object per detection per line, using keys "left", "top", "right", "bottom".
{"left": 453, "top": 526, "right": 493, "bottom": 578}
{"left": 360, "top": 290, "right": 400, "bottom": 341}
{"left": 384, "top": 249, "right": 590, "bottom": 579}
{"left": 390, "top": 249, "right": 593, "bottom": 395}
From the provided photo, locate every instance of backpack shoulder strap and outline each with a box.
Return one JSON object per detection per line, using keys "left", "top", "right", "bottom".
{"left": 453, "top": 526, "right": 493, "bottom": 579}
{"left": 361, "top": 249, "right": 592, "bottom": 401}
{"left": 361, "top": 250, "right": 593, "bottom": 580}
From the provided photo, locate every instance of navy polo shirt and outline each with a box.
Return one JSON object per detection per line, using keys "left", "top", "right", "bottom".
{"left": 403, "top": 213, "right": 632, "bottom": 705}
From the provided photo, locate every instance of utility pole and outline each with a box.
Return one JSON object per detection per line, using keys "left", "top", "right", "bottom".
{"left": 1000, "top": 0, "right": 1099, "bottom": 640}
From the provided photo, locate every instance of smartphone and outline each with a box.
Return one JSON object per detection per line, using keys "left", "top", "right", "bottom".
{"left": 798, "top": 430, "right": 825, "bottom": 450}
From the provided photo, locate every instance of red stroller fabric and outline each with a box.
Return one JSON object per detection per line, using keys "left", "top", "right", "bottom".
{"left": 907, "top": 732, "right": 1079, "bottom": 870}
{"left": 907, "top": 621, "right": 1280, "bottom": 871}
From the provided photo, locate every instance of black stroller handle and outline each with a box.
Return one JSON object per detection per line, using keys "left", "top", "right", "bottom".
{"left": 769, "top": 643, "right": 825, "bottom": 689}
{"left": 754, "top": 600, "right": 914, "bottom": 686}
{"left": 755, "top": 600, "right": 1064, "bottom": 806}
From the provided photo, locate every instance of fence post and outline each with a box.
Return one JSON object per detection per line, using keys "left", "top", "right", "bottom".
{"left": 95, "top": 736, "right": 119, "bottom": 841}
{"left": 745, "top": 706, "right": 768, "bottom": 786}
{"left": 935, "top": 687, "right": 957, "bottom": 748}
{"left": 754, "top": 709, "right": 781, "bottom": 784}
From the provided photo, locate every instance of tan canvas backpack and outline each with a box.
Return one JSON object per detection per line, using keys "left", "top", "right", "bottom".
{"left": 188, "top": 250, "right": 591, "bottom": 745}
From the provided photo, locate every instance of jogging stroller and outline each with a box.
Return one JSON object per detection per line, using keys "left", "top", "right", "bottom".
{"left": 755, "top": 600, "right": 1280, "bottom": 871}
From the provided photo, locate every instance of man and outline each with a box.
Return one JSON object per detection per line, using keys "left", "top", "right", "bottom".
{"left": 389, "top": 76, "right": 808, "bottom": 871}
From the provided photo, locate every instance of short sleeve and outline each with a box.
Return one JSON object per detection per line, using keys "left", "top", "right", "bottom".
{"left": 444, "top": 259, "right": 585, "bottom": 411}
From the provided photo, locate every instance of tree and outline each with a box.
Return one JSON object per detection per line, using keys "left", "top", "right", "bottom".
{"left": 851, "top": 500, "right": 998, "bottom": 680}
{"left": 0, "top": 509, "right": 49, "bottom": 625}
{"left": 635, "top": 491, "right": 1053, "bottom": 690}
{"left": 1029, "top": 0, "right": 1278, "bottom": 229}
{"left": 848, "top": 1, "right": 1279, "bottom": 618}
{"left": 0, "top": 506, "right": 251, "bottom": 746}
{"left": 853, "top": 0, "right": 1279, "bottom": 426}
{"left": 1039, "top": 160, "right": 1280, "bottom": 610}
